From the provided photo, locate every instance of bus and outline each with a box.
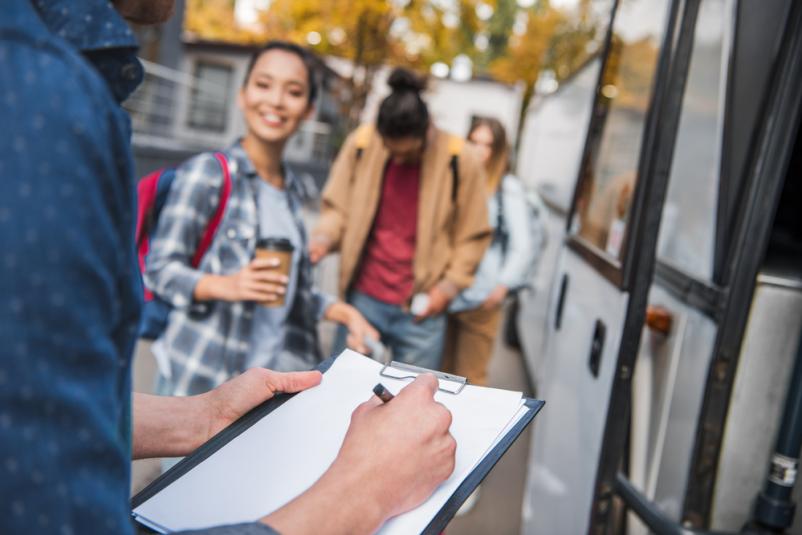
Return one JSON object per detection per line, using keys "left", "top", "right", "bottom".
{"left": 513, "top": 0, "right": 802, "bottom": 533}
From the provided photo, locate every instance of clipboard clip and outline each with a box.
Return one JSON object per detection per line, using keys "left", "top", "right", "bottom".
{"left": 379, "top": 361, "right": 467, "bottom": 395}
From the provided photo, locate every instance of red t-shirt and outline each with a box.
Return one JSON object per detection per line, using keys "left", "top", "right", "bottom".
{"left": 353, "top": 160, "right": 420, "bottom": 304}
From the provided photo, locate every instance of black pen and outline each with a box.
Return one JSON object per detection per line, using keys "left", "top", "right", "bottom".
{"left": 372, "top": 383, "right": 395, "bottom": 403}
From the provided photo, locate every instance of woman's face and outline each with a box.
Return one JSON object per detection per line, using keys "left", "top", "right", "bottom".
{"left": 468, "top": 124, "right": 495, "bottom": 167}
{"left": 238, "top": 49, "right": 313, "bottom": 145}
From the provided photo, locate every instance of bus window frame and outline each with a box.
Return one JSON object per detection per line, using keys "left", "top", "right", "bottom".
{"left": 565, "top": 0, "right": 680, "bottom": 292}
{"left": 681, "top": 0, "right": 802, "bottom": 526}
{"left": 586, "top": 0, "right": 706, "bottom": 530}
{"left": 652, "top": 0, "right": 792, "bottom": 323}
{"left": 650, "top": 0, "right": 753, "bottom": 323}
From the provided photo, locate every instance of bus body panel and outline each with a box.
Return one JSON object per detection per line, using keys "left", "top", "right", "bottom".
{"left": 522, "top": 250, "right": 629, "bottom": 534}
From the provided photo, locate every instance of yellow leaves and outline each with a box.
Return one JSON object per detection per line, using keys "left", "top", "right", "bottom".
{"left": 490, "top": 6, "right": 562, "bottom": 86}
{"left": 602, "top": 36, "right": 659, "bottom": 112}
{"left": 184, "top": 0, "right": 265, "bottom": 44}
{"left": 184, "top": 0, "right": 602, "bottom": 94}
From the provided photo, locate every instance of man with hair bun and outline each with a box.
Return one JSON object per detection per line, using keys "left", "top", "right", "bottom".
{"left": 311, "top": 67, "right": 491, "bottom": 370}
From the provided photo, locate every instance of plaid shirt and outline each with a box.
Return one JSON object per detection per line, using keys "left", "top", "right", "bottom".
{"left": 145, "top": 143, "right": 333, "bottom": 396}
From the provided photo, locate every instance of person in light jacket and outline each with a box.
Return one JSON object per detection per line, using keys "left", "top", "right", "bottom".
{"left": 310, "top": 68, "right": 491, "bottom": 370}
{"left": 443, "top": 117, "right": 537, "bottom": 386}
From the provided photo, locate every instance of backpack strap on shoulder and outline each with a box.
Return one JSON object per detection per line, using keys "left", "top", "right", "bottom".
{"left": 191, "top": 152, "right": 231, "bottom": 267}
{"left": 447, "top": 135, "right": 464, "bottom": 203}
{"left": 495, "top": 179, "right": 509, "bottom": 258}
{"left": 354, "top": 124, "right": 373, "bottom": 160}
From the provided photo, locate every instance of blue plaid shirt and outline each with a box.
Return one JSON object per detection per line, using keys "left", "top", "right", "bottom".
{"left": 0, "top": 2, "right": 277, "bottom": 534}
{"left": 145, "top": 143, "right": 334, "bottom": 396}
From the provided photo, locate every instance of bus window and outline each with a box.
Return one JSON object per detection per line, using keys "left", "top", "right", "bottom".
{"left": 570, "top": 0, "right": 672, "bottom": 260}
{"left": 656, "top": 0, "right": 732, "bottom": 281}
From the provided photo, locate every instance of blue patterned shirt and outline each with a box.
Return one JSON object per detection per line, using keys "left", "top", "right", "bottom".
{"left": 0, "top": 2, "right": 277, "bottom": 534}
{"left": 146, "top": 143, "right": 334, "bottom": 396}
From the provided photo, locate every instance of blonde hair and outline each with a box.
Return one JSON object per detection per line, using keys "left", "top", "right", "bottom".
{"left": 468, "top": 117, "right": 510, "bottom": 193}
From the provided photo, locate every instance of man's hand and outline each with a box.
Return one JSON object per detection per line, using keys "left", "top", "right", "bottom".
{"left": 198, "top": 368, "right": 323, "bottom": 443}
{"left": 261, "top": 374, "right": 456, "bottom": 534}
{"left": 481, "top": 284, "right": 509, "bottom": 310}
{"left": 132, "top": 368, "right": 322, "bottom": 460}
{"left": 333, "top": 374, "right": 457, "bottom": 517}
{"left": 309, "top": 234, "right": 332, "bottom": 265}
{"left": 415, "top": 280, "right": 459, "bottom": 321}
{"left": 346, "top": 316, "right": 381, "bottom": 355}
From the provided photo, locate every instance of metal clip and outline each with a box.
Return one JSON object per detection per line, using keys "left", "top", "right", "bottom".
{"left": 379, "top": 361, "right": 467, "bottom": 394}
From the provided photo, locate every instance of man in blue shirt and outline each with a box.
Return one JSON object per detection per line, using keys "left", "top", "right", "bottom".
{"left": 0, "top": 1, "right": 456, "bottom": 533}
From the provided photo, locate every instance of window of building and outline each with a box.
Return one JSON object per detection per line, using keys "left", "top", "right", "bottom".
{"left": 187, "top": 61, "right": 232, "bottom": 132}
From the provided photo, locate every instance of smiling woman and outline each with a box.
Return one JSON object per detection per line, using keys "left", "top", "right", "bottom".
{"left": 239, "top": 44, "right": 316, "bottom": 154}
{"left": 143, "top": 41, "right": 379, "bottom": 398}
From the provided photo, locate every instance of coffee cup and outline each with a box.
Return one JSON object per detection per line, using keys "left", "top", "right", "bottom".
{"left": 254, "top": 237, "right": 294, "bottom": 307}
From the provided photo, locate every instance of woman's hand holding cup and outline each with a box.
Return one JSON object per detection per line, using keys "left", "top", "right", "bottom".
{"left": 225, "top": 257, "right": 289, "bottom": 304}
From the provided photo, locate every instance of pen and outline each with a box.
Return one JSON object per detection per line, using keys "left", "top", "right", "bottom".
{"left": 372, "top": 383, "right": 395, "bottom": 403}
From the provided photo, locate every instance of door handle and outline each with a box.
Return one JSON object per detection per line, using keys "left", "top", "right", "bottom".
{"left": 554, "top": 274, "right": 569, "bottom": 330}
{"left": 645, "top": 305, "right": 673, "bottom": 336}
{"left": 589, "top": 319, "right": 606, "bottom": 378}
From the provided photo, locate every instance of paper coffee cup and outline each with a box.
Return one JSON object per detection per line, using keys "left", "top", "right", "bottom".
{"left": 254, "top": 237, "right": 294, "bottom": 307}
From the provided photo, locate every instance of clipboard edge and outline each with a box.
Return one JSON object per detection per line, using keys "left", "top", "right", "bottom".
{"left": 420, "top": 397, "right": 545, "bottom": 535}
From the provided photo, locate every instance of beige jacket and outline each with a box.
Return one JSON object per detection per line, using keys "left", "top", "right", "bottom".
{"left": 315, "top": 125, "right": 492, "bottom": 300}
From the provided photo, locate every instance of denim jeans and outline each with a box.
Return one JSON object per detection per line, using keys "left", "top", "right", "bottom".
{"left": 334, "top": 290, "right": 446, "bottom": 370}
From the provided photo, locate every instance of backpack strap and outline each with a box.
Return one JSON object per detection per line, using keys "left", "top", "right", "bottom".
{"left": 354, "top": 124, "right": 373, "bottom": 160}
{"left": 447, "top": 135, "right": 464, "bottom": 203}
{"left": 347, "top": 124, "right": 374, "bottom": 190}
{"left": 191, "top": 152, "right": 231, "bottom": 267}
{"left": 495, "top": 179, "right": 509, "bottom": 258}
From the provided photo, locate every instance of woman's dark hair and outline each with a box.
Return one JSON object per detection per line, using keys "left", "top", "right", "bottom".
{"left": 243, "top": 40, "right": 319, "bottom": 105}
{"left": 376, "top": 68, "right": 429, "bottom": 139}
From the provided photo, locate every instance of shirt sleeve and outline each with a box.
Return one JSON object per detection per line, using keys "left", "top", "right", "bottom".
{"left": 144, "top": 154, "right": 227, "bottom": 309}
{"left": 498, "top": 177, "right": 536, "bottom": 289}
{"left": 311, "top": 287, "right": 338, "bottom": 320}
{"left": 176, "top": 522, "right": 281, "bottom": 535}
{"left": 0, "top": 40, "right": 136, "bottom": 533}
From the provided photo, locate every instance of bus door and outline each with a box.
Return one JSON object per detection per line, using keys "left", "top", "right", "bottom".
{"left": 521, "top": 0, "right": 695, "bottom": 533}
{"left": 587, "top": 0, "right": 801, "bottom": 533}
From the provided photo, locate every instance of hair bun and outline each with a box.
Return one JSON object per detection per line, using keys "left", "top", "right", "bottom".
{"left": 387, "top": 67, "right": 426, "bottom": 94}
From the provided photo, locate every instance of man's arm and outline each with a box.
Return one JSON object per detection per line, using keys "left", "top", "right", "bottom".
{"left": 418, "top": 147, "right": 493, "bottom": 319}
{"left": 132, "top": 369, "right": 322, "bottom": 459}
{"left": 309, "top": 131, "right": 360, "bottom": 262}
{"left": 444, "top": 147, "right": 493, "bottom": 289}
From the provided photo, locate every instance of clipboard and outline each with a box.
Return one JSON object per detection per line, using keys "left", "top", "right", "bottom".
{"left": 131, "top": 353, "right": 544, "bottom": 534}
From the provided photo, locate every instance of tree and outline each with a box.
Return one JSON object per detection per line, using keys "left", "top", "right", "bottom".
{"left": 489, "top": 0, "right": 601, "bottom": 146}
{"left": 183, "top": 0, "right": 604, "bottom": 139}
{"left": 184, "top": 0, "right": 265, "bottom": 44}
